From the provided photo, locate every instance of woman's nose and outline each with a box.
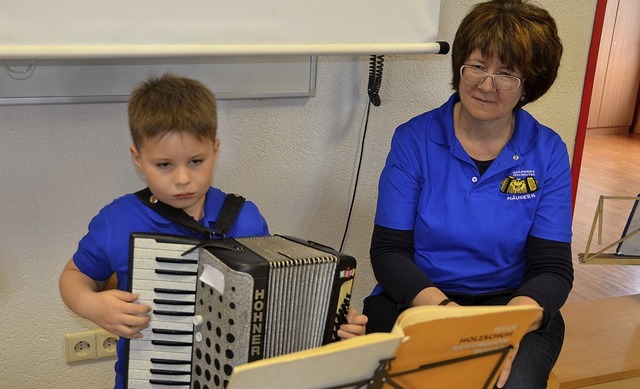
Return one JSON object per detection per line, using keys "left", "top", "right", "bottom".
{"left": 478, "top": 75, "right": 497, "bottom": 91}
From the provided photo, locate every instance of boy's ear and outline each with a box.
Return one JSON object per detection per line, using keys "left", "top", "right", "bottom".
{"left": 213, "top": 138, "right": 221, "bottom": 155}
{"left": 130, "top": 144, "right": 143, "bottom": 169}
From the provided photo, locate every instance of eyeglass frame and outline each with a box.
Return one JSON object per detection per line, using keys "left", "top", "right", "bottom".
{"left": 459, "top": 64, "right": 525, "bottom": 92}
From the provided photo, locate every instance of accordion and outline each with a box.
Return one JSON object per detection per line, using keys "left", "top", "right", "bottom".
{"left": 124, "top": 233, "right": 356, "bottom": 388}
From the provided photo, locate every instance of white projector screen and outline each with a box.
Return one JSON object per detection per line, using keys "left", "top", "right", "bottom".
{"left": 1, "top": 0, "right": 443, "bottom": 58}
{"left": 0, "top": 1, "right": 445, "bottom": 104}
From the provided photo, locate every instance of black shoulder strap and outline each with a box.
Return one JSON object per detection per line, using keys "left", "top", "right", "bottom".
{"left": 135, "top": 188, "right": 245, "bottom": 239}
{"left": 214, "top": 193, "right": 245, "bottom": 237}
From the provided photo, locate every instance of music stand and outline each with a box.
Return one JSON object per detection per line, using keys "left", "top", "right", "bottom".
{"left": 617, "top": 194, "right": 640, "bottom": 256}
{"left": 579, "top": 195, "right": 640, "bottom": 265}
{"left": 227, "top": 305, "right": 540, "bottom": 389}
{"left": 226, "top": 333, "right": 403, "bottom": 389}
{"left": 371, "top": 346, "right": 512, "bottom": 389}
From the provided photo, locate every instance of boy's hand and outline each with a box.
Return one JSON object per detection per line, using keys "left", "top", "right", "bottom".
{"left": 88, "top": 290, "right": 151, "bottom": 339}
{"left": 59, "top": 259, "right": 151, "bottom": 339}
{"left": 337, "top": 308, "right": 368, "bottom": 339}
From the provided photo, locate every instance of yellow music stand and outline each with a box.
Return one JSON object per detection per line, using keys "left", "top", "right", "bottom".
{"left": 227, "top": 305, "right": 541, "bottom": 389}
{"left": 578, "top": 195, "right": 640, "bottom": 265}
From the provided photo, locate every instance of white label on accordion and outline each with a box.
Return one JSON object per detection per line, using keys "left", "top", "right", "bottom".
{"left": 200, "top": 263, "right": 225, "bottom": 295}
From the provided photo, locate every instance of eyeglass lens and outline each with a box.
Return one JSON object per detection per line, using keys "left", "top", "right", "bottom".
{"left": 461, "top": 66, "right": 521, "bottom": 92}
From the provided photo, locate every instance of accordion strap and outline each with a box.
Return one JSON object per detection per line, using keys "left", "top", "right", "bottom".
{"left": 214, "top": 193, "right": 245, "bottom": 237}
{"left": 134, "top": 187, "right": 244, "bottom": 239}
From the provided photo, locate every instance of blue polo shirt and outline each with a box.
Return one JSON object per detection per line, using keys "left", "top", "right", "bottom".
{"left": 72, "top": 186, "right": 269, "bottom": 389}
{"left": 374, "top": 93, "right": 572, "bottom": 295}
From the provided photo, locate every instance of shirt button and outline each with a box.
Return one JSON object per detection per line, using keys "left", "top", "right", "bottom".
{"left": 472, "top": 176, "right": 478, "bottom": 183}
{"left": 513, "top": 155, "right": 519, "bottom": 161}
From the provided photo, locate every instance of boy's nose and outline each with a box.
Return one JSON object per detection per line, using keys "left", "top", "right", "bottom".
{"left": 174, "top": 167, "right": 191, "bottom": 185}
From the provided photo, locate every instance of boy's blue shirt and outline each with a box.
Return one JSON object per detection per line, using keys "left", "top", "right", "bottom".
{"left": 72, "top": 186, "right": 269, "bottom": 389}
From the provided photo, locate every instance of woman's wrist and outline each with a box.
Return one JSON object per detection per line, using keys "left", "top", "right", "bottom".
{"left": 411, "top": 287, "right": 451, "bottom": 306}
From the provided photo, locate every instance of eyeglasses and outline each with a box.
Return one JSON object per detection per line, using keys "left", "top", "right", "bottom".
{"left": 460, "top": 65, "right": 524, "bottom": 92}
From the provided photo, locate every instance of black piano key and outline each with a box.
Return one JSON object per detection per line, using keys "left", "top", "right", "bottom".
{"left": 151, "top": 358, "right": 192, "bottom": 365}
{"left": 155, "top": 269, "right": 198, "bottom": 276}
{"left": 152, "top": 328, "right": 194, "bottom": 336}
{"left": 153, "top": 310, "right": 194, "bottom": 316}
{"left": 155, "top": 256, "right": 198, "bottom": 264}
{"left": 153, "top": 299, "right": 195, "bottom": 306}
{"left": 154, "top": 288, "right": 195, "bottom": 295}
{"left": 150, "top": 369, "right": 191, "bottom": 376}
{"left": 149, "top": 379, "right": 191, "bottom": 386}
{"left": 152, "top": 339, "right": 193, "bottom": 347}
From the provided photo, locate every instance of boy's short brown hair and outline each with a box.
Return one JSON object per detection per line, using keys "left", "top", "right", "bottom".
{"left": 128, "top": 73, "right": 218, "bottom": 148}
{"left": 451, "top": 0, "right": 563, "bottom": 107}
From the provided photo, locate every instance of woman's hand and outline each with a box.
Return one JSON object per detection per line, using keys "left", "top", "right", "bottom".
{"left": 496, "top": 296, "right": 542, "bottom": 386}
{"left": 508, "top": 296, "right": 543, "bottom": 332}
{"left": 496, "top": 345, "right": 519, "bottom": 388}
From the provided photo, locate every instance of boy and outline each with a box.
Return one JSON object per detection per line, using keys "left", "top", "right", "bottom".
{"left": 59, "top": 73, "right": 366, "bottom": 389}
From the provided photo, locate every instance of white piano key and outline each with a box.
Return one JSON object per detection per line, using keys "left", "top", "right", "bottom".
{"left": 126, "top": 378, "right": 156, "bottom": 389}
{"left": 148, "top": 316, "right": 195, "bottom": 327}
{"left": 143, "top": 320, "right": 194, "bottom": 333}
{"left": 130, "top": 279, "right": 196, "bottom": 294}
{"left": 131, "top": 269, "right": 198, "bottom": 284}
{"left": 151, "top": 292, "right": 196, "bottom": 303}
{"left": 134, "top": 238, "right": 197, "bottom": 253}
{"left": 129, "top": 352, "right": 192, "bottom": 367}
{"left": 127, "top": 359, "right": 192, "bottom": 373}
{"left": 139, "top": 328, "right": 193, "bottom": 344}
{"left": 129, "top": 340, "right": 193, "bottom": 355}
{"left": 136, "top": 299, "right": 195, "bottom": 315}
{"left": 128, "top": 348, "right": 193, "bottom": 364}
{"left": 132, "top": 257, "right": 199, "bottom": 272}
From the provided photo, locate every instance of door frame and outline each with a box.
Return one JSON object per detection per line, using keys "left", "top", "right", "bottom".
{"left": 571, "top": 0, "right": 608, "bottom": 212}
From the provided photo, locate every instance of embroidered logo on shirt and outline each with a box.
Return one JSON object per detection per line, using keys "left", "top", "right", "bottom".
{"left": 500, "top": 175, "right": 539, "bottom": 194}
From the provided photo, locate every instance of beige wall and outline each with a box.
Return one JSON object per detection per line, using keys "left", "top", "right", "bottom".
{"left": 0, "top": 1, "right": 596, "bottom": 387}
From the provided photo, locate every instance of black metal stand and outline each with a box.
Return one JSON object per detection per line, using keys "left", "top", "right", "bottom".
{"left": 324, "top": 345, "right": 513, "bottom": 389}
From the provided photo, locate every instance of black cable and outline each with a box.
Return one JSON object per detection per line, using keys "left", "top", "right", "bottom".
{"left": 339, "top": 101, "right": 372, "bottom": 252}
{"left": 339, "top": 55, "right": 384, "bottom": 252}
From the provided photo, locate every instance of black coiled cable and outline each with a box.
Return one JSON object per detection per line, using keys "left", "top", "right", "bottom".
{"left": 367, "top": 55, "right": 384, "bottom": 106}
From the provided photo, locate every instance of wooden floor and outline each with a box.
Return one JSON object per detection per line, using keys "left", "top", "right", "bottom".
{"left": 568, "top": 131, "right": 640, "bottom": 303}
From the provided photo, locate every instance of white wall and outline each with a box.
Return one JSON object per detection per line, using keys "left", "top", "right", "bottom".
{"left": 0, "top": 1, "right": 595, "bottom": 387}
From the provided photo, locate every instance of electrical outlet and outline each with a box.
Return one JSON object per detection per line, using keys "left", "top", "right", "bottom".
{"left": 65, "top": 329, "right": 119, "bottom": 363}
{"left": 95, "top": 329, "right": 119, "bottom": 359}
{"left": 65, "top": 330, "right": 96, "bottom": 363}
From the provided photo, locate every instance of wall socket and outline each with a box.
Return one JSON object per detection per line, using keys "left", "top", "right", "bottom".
{"left": 65, "top": 329, "right": 119, "bottom": 363}
{"left": 95, "top": 329, "right": 118, "bottom": 359}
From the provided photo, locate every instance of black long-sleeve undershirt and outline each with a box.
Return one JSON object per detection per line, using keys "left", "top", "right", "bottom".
{"left": 369, "top": 224, "right": 573, "bottom": 328}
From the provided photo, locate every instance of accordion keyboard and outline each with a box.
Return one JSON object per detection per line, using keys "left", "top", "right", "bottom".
{"left": 126, "top": 236, "right": 199, "bottom": 388}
